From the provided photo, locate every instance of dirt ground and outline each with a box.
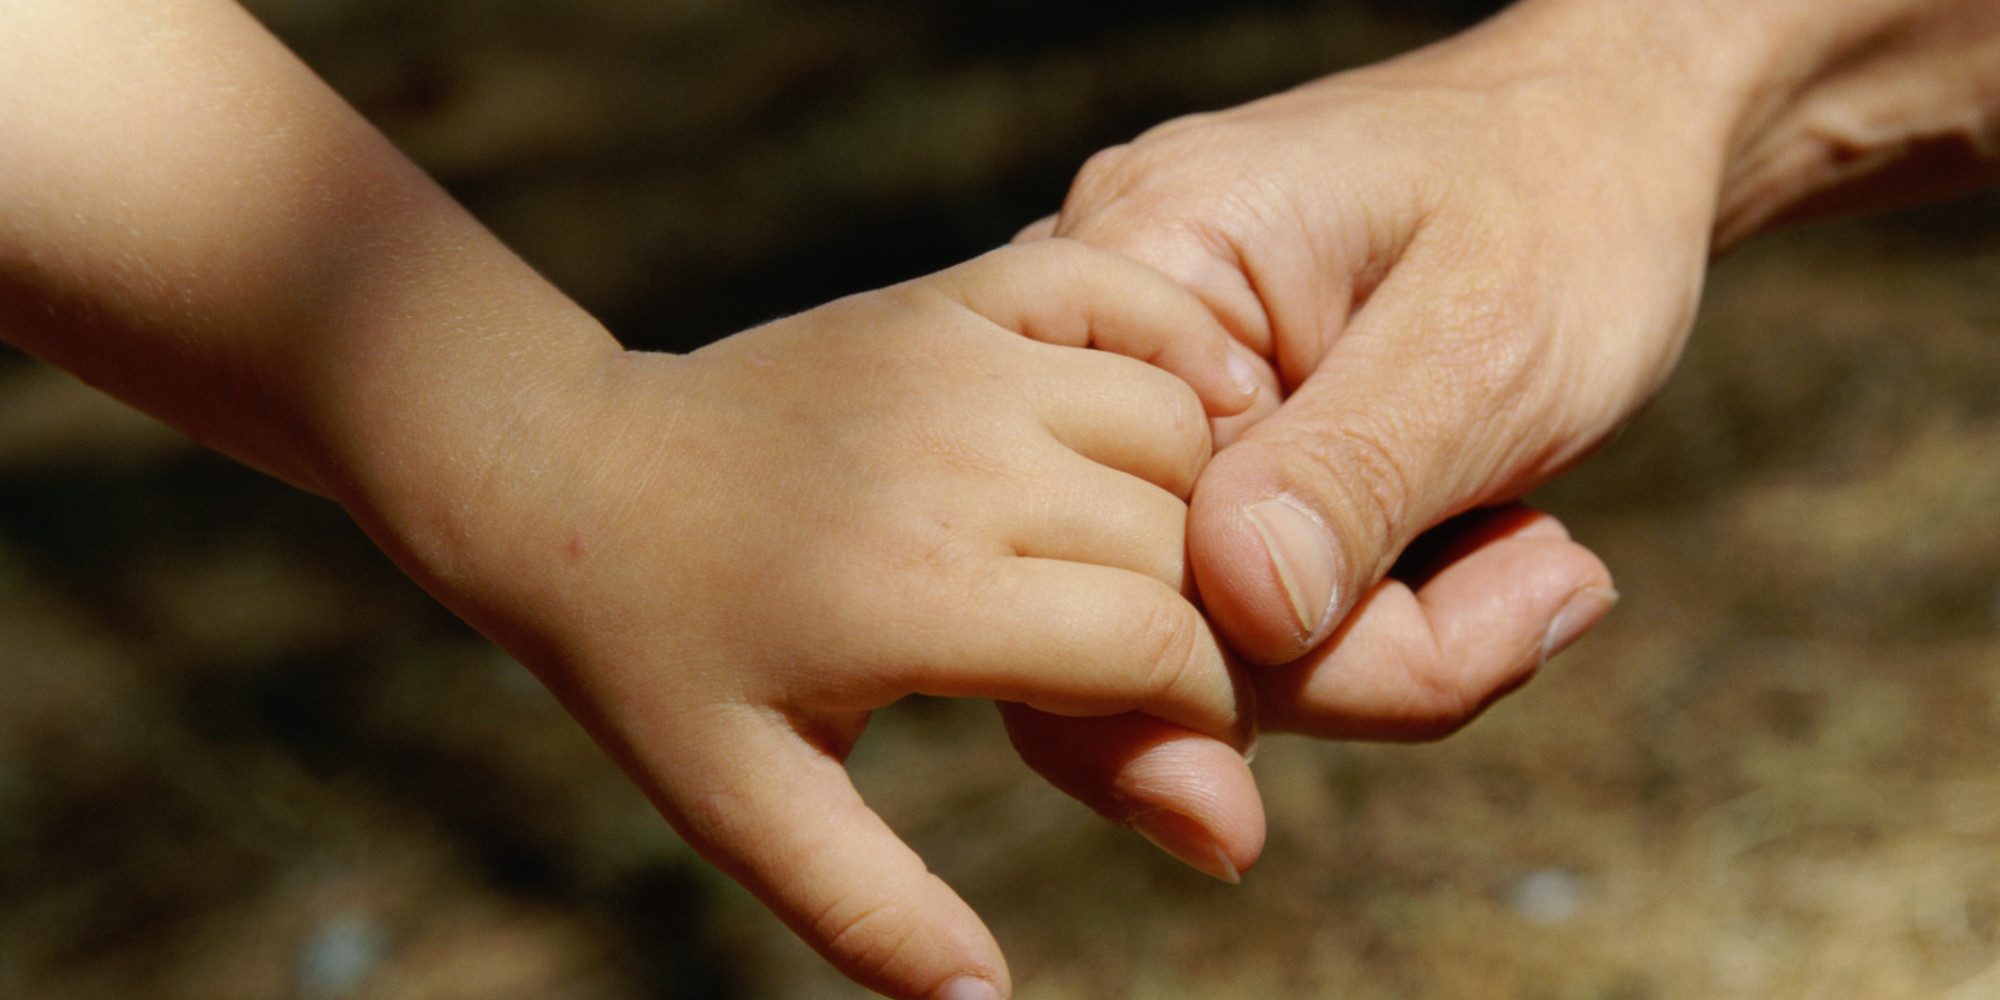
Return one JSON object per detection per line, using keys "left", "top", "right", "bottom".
{"left": 3, "top": 1, "right": 1998, "bottom": 998}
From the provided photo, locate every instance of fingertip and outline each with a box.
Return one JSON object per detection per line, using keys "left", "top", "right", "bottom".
{"left": 1542, "top": 585, "right": 1618, "bottom": 664}
{"left": 1248, "top": 514, "right": 1615, "bottom": 742}
{"left": 1115, "top": 727, "right": 1264, "bottom": 877}
{"left": 1189, "top": 455, "right": 1340, "bottom": 666}
{"left": 1132, "top": 808, "right": 1242, "bottom": 883}
{"left": 1211, "top": 379, "right": 1282, "bottom": 449}
{"left": 937, "top": 976, "right": 1008, "bottom": 1000}
{"left": 1163, "top": 346, "right": 1265, "bottom": 422}
{"left": 1070, "top": 249, "right": 1270, "bottom": 422}
{"left": 1153, "top": 339, "right": 1267, "bottom": 423}
{"left": 1211, "top": 344, "right": 1274, "bottom": 418}
{"left": 1001, "top": 708, "right": 1265, "bottom": 879}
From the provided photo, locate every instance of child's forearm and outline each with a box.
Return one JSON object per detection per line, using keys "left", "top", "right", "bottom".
{"left": 0, "top": 0, "right": 618, "bottom": 615}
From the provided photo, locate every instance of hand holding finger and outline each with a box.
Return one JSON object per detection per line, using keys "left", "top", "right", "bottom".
{"left": 934, "top": 241, "right": 1265, "bottom": 418}
{"left": 1251, "top": 506, "right": 1616, "bottom": 740}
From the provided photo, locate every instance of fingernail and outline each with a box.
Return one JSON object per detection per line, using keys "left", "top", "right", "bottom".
{"left": 1131, "top": 809, "right": 1241, "bottom": 884}
{"left": 936, "top": 976, "right": 1004, "bottom": 1000}
{"left": 1225, "top": 349, "right": 1262, "bottom": 399}
{"left": 1244, "top": 497, "right": 1339, "bottom": 639}
{"left": 1541, "top": 587, "right": 1619, "bottom": 664}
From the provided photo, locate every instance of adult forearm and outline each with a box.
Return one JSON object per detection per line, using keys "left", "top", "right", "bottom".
{"left": 1713, "top": 0, "right": 2000, "bottom": 244}
{"left": 1414, "top": 0, "right": 2000, "bottom": 246}
{"left": 1501, "top": 0, "right": 2000, "bottom": 248}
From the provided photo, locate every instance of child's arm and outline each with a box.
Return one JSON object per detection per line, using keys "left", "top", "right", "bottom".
{"left": 0, "top": 4, "right": 1258, "bottom": 998}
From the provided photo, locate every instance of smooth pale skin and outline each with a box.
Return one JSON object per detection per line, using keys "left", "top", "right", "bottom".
{"left": 9, "top": 0, "right": 2000, "bottom": 998}
{"left": 0, "top": 4, "right": 1281, "bottom": 999}
{"left": 1006, "top": 0, "right": 2000, "bottom": 893}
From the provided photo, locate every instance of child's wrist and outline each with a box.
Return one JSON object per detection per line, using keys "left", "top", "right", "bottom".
{"left": 323, "top": 313, "right": 640, "bottom": 656}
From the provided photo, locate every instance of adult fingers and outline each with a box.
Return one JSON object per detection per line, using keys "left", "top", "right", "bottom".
{"left": 934, "top": 240, "right": 1262, "bottom": 417}
{"left": 1186, "top": 239, "right": 1594, "bottom": 665}
{"left": 1251, "top": 506, "right": 1616, "bottom": 740}
{"left": 1046, "top": 134, "right": 1337, "bottom": 362}
{"left": 659, "top": 710, "right": 1010, "bottom": 1000}
{"left": 998, "top": 706, "right": 1264, "bottom": 883}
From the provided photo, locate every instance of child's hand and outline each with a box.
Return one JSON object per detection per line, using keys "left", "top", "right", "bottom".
{"left": 412, "top": 241, "right": 1258, "bottom": 1000}
{"left": 0, "top": 5, "right": 1261, "bottom": 986}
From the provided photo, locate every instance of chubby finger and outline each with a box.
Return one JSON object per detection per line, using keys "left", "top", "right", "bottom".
{"left": 1049, "top": 195, "right": 1286, "bottom": 360}
{"left": 999, "top": 706, "right": 1264, "bottom": 883}
{"left": 659, "top": 711, "right": 1010, "bottom": 1000}
{"left": 1022, "top": 341, "right": 1213, "bottom": 499}
{"left": 1002, "top": 448, "right": 1191, "bottom": 591}
{"left": 935, "top": 240, "right": 1261, "bottom": 417}
{"left": 899, "top": 558, "right": 1250, "bottom": 747}
{"left": 1252, "top": 506, "right": 1616, "bottom": 741}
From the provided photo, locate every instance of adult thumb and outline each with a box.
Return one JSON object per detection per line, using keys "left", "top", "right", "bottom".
{"left": 1187, "top": 269, "right": 1601, "bottom": 667}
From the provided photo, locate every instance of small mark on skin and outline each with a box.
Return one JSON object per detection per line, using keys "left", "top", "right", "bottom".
{"left": 568, "top": 532, "right": 590, "bottom": 560}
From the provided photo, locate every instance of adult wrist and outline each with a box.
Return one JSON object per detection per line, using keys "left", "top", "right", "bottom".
{"left": 1420, "top": 0, "right": 2000, "bottom": 248}
{"left": 1711, "top": 1, "right": 2000, "bottom": 245}
{"left": 1326, "top": 0, "right": 1777, "bottom": 251}
{"left": 1438, "top": 0, "right": 1778, "bottom": 178}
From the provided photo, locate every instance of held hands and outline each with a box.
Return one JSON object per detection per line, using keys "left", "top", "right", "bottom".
{"left": 19, "top": 4, "right": 1996, "bottom": 999}
{"left": 546, "top": 17, "right": 1715, "bottom": 984}
{"left": 1021, "top": 6, "right": 1726, "bottom": 736}
{"left": 1017, "top": 0, "right": 2000, "bottom": 904}
{"left": 446, "top": 241, "right": 1262, "bottom": 1000}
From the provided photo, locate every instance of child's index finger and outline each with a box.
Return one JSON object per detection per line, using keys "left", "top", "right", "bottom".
{"left": 935, "top": 239, "right": 1266, "bottom": 418}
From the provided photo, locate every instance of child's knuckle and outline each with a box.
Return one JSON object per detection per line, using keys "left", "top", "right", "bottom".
{"left": 1122, "top": 597, "right": 1204, "bottom": 699}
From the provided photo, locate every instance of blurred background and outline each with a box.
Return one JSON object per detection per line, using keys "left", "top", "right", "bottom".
{"left": 3, "top": 0, "right": 1999, "bottom": 997}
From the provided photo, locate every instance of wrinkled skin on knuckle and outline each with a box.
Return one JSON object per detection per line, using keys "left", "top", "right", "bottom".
{"left": 1062, "top": 115, "right": 1246, "bottom": 233}
{"left": 1120, "top": 589, "right": 1215, "bottom": 717}
{"left": 1064, "top": 142, "right": 1149, "bottom": 214}
{"left": 1337, "top": 428, "right": 1424, "bottom": 580}
{"left": 1395, "top": 657, "right": 1538, "bottom": 743}
{"left": 1158, "top": 373, "right": 1214, "bottom": 490}
{"left": 1395, "top": 643, "right": 1483, "bottom": 741}
{"left": 1370, "top": 216, "right": 1611, "bottom": 506}
{"left": 1261, "top": 412, "right": 1419, "bottom": 585}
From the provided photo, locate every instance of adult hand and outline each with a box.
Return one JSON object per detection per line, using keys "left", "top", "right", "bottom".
{"left": 1011, "top": 0, "right": 2000, "bottom": 874}
{"left": 1010, "top": 0, "right": 1728, "bottom": 761}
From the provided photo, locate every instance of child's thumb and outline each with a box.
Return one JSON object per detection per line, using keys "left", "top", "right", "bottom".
{"left": 657, "top": 714, "right": 1010, "bottom": 1000}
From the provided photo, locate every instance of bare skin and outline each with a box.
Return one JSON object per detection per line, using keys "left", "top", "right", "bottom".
{"left": 1009, "top": 0, "right": 2000, "bottom": 881}
{"left": 0, "top": 3, "right": 1278, "bottom": 998}
{"left": 9, "top": 0, "right": 2000, "bottom": 998}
